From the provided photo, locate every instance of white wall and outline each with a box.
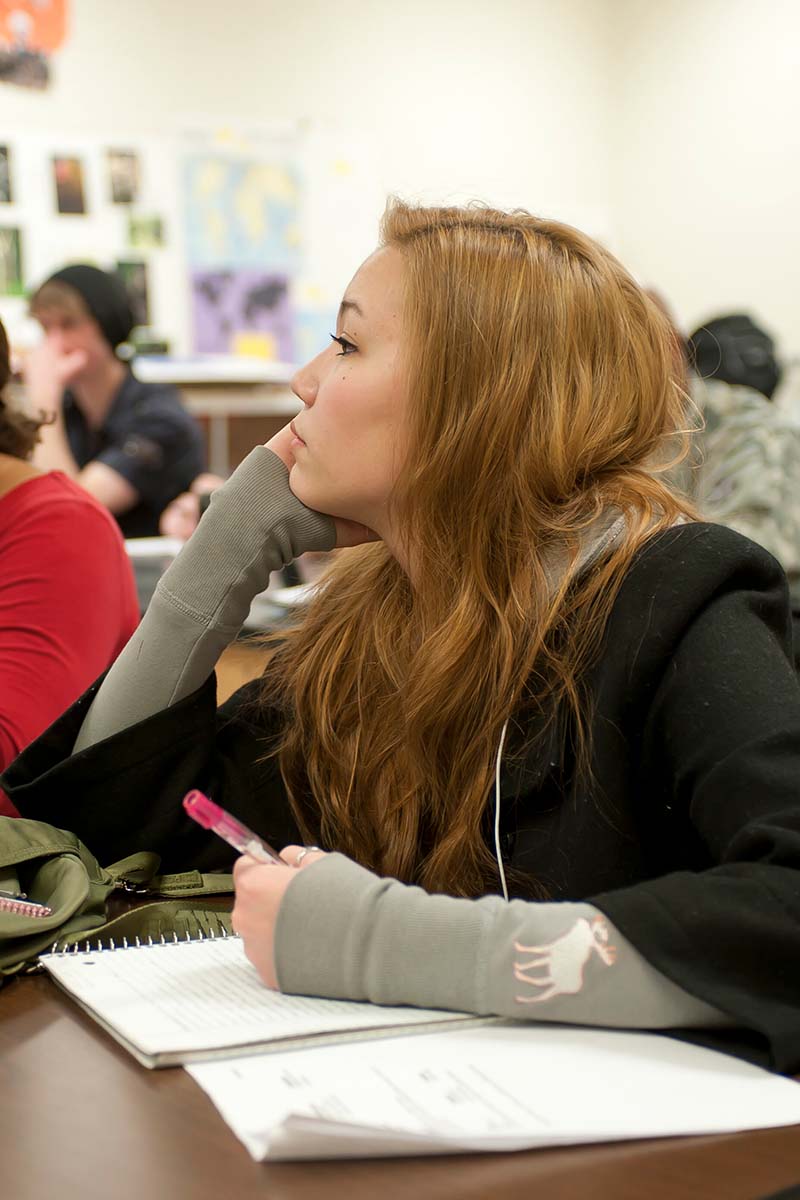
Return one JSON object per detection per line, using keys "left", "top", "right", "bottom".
{"left": 1, "top": 0, "right": 615, "bottom": 250}
{"left": 2, "top": 0, "right": 798, "bottom": 360}
{"left": 610, "top": 0, "right": 800, "bottom": 357}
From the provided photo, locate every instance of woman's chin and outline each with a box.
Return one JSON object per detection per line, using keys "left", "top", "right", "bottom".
{"left": 287, "top": 472, "right": 330, "bottom": 514}
{"left": 287, "top": 469, "right": 368, "bottom": 526}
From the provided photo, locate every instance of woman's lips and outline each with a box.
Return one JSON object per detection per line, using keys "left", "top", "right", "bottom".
{"left": 290, "top": 420, "right": 306, "bottom": 447}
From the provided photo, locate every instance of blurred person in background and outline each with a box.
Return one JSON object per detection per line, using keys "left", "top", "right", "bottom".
{"left": 647, "top": 297, "right": 800, "bottom": 668}
{"left": 25, "top": 264, "right": 206, "bottom": 538}
{"left": 685, "top": 314, "right": 800, "bottom": 666}
{"left": 0, "top": 315, "right": 139, "bottom": 804}
{"left": 159, "top": 470, "right": 225, "bottom": 541}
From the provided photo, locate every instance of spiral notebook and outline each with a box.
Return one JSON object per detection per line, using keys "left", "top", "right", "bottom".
{"left": 39, "top": 932, "right": 481, "bottom": 1069}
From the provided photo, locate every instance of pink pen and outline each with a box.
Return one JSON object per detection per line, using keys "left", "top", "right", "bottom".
{"left": 182, "top": 790, "right": 280, "bottom": 865}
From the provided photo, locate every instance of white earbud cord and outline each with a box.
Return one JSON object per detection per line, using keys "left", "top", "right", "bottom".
{"left": 494, "top": 717, "right": 510, "bottom": 901}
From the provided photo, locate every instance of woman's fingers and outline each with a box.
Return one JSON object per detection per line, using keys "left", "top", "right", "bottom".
{"left": 279, "top": 844, "right": 327, "bottom": 870}
{"left": 264, "top": 423, "right": 296, "bottom": 470}
{"left": 231, "top": 854, "right": 297, "bottom": 989}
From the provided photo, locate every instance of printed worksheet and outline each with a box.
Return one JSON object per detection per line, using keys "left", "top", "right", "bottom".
{"left": 187, "top": 1023, "right": 800, "bottom": 1160}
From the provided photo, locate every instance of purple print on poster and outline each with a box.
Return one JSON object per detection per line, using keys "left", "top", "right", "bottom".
{"left": 191, "top": 270, "right": 293, "bottom": 360}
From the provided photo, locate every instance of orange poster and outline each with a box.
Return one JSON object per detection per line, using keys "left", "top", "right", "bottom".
{"left": 0, "top": 0, "right": 68, "bottom": 89}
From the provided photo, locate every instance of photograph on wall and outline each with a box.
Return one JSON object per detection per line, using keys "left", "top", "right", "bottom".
{"left": 52, "top": 155, "right": 86, "bottom": 214}
{"left": 0, "top": 227, "right": 23, "bottom": 295}
{"left": 0, "top": 146, "right": 12, "bottom": 203}
{"left": 128, "top": 214, "right": 164, "bottom": 249}
{"left": 0, "top": 0, "right": 68, "bottom": 91}
{"left": 191, "top": 269, "right": 292, "bottom": 360}
{"left": 108, "top": 150, "right": 140, "bottom": 204}
{"left": 116, "top": 259, "right": 149, "bottom": 328}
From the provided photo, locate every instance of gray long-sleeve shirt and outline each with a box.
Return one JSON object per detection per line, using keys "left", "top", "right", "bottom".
{"left": 74, "top": 447, "right": 729, "bottom": 1031}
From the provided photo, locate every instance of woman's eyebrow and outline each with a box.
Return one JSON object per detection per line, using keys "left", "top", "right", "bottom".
{"left": 338, "top": 298, "right": 365, "bottom": 322}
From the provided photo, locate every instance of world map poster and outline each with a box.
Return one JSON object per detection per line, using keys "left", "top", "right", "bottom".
{"left": 183, "top": 154, "right": 302, "bottom": 359}
{"left": 191, "top": 269, "right": 293, "bottom": 360}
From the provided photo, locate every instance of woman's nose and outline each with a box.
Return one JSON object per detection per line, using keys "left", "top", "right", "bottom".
{"left": 291, "top": 354, "right": 321, "bottom": 407}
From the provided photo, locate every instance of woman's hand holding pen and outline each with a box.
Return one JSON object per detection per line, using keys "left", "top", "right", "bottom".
{"left": 183, "top": 793, "right": 326, "bottom": 991}
{"left": 265, "top": 423, "right": 380, "bottom": 550}
{"left": 232, "top": 845, "right": 326, "bottom": 990}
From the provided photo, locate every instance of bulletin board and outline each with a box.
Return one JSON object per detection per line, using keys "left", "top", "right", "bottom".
{"left": 0, "top": 120, "right": 384, "bottom": 364}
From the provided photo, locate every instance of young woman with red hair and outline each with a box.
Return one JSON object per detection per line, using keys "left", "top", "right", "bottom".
{"left": 5, "top": 204, "right": 799, "bottom": 1070}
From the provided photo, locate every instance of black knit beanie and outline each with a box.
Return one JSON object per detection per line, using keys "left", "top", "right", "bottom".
{"left": 44, "top": 264, "right": 135, "bottom": 350}
{"left": 688, "top": 314, "right": 782, "bottom": 401}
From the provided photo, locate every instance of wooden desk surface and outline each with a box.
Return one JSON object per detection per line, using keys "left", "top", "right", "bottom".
{"left": 2, "top": 975, "right": 800, "bottom": 1200}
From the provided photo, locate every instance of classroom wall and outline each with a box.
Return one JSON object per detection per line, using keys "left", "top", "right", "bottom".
{"left": 1, "top": 0, "right": 616, "bottom": 356}
{"left": 3, "top": 0, "right": 798, "bottom": 358}
{"left": 2, "top": 0, "right": 614, "bottom": 233}
{"left": 609, "top": 0, "right": 800, "bottom": 356}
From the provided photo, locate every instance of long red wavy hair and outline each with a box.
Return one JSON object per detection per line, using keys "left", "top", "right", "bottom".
{"left": 258, "top": 201, "right": 694, "bottom": 897}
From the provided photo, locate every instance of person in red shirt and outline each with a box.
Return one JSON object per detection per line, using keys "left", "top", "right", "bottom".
{"left": 0, "top": 317, "right": 139, "bottom": 808}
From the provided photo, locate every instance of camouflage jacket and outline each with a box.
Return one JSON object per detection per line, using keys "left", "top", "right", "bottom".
{"left": 677, "top": 377, "right": 800, "bottom": 606}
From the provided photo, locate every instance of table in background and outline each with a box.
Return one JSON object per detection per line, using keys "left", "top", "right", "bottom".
{"left": 2, "top": 973, "right": 800, "bottom": 1200}
{"left": 135, "top": 356, "right": 300, "bottom": 475}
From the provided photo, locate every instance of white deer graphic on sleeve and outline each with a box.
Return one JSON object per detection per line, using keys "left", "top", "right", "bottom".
{"left": 513, "top": 915, "right": 617, "bottom": 1004}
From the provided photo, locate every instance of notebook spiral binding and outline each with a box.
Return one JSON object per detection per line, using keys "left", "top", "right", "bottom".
{"left": 48, "top": 924, "right": 232, "bottom": 956}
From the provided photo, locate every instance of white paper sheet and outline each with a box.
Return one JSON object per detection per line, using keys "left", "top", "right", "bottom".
{"left": 187, "top": 1024, "right": 800, "bottom": 1161}
{"left": 41, "top": 937, "right": 474, "bottom": 1064}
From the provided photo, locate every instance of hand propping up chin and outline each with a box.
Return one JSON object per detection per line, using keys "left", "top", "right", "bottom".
{"left": 23, "top": 340, "right": 89, "bottom": 413}
{"left": 265, "top": 423, "right": 380, "bottom": 550}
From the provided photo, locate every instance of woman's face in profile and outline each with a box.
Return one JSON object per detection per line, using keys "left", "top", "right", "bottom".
{"left": 288, "top": 247, "right": 409, "bottom": 538}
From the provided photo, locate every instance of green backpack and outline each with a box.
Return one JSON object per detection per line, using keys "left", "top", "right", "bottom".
{"left": 0, "top": 816, "right": 234, "bottom": 982}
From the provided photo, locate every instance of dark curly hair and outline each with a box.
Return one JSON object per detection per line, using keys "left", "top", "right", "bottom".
{"left": 0, "top": 318, "right": 46, "bottom": 460}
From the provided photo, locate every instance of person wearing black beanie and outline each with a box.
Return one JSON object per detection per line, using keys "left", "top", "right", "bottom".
{"left": 44, "top": 264, "right": 136, "bottom": 351}
{"left": 24, "top": 264, "right": 205, "bottom": 539}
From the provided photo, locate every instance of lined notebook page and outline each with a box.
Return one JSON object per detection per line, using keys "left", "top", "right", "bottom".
{"left": 41, "top": 936, "right": 472, "bottom": 1062}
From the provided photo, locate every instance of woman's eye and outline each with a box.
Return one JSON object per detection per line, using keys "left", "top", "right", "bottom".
{"left": 329, "top": 333, "right": 356, "bottom": 356}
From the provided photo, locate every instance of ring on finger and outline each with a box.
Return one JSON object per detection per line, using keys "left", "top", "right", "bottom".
{"left": 294, "top": 845, "right": 321, "bottom": 866}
